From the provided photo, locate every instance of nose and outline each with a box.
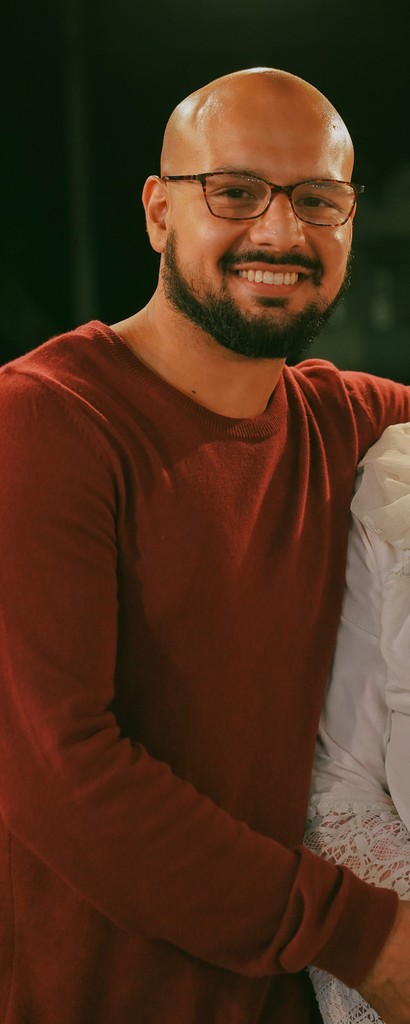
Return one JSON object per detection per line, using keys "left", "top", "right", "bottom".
{"left": 246, "top": 192, "right": 306, "bottom": 250}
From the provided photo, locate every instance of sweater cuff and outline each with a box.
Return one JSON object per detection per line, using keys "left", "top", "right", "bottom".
{"left": 313, "top": 870, "right": 399, "bottom": 988}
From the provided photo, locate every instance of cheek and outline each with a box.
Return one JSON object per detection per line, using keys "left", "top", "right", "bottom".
{"left": 321, "top": 227, "right": 352, "bottom": 285}
{"left": 193, "top": 220, "right": 245, "bottom": 257}
{"left": 171, "top": 201, "right": 247, "bottom": 265}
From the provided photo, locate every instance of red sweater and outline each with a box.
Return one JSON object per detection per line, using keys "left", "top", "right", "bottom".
{"left": 1, "top": 321, "right": 410, "bottom": 1024}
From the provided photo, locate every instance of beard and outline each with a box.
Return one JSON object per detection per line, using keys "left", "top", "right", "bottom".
{"left": 162, "top": 227, "right": 352, "bottom": 362}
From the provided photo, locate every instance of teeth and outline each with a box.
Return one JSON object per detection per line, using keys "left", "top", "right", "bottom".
{"left": 237, "top": 270, "right": 298, "bottom": 285}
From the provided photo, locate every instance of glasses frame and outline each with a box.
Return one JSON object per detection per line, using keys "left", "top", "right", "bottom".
{"left": 161, "top": 172, "right": 365, "bottom": 226}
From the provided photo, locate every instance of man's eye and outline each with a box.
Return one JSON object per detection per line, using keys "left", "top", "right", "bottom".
{"left": 218, "top": 188, "right": 256, "bottom": 200}
{"left": 298, "top": 194, "right": 334, "bottom": 208}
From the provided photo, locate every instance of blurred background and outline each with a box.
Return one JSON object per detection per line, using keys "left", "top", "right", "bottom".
{"left": 3, "top": 0, "right": 409, "bottom": 376}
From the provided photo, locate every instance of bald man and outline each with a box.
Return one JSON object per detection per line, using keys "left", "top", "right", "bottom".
{"left": 1, "top": 67, "right": 410, "bottom": 1024}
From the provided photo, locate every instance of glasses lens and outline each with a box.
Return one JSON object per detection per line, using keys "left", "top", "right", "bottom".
{"left": 292, "top": 181, "right": 356, "bottom": 225}
{"left": 205, "top": 174, "right": 269, "bottom": 218}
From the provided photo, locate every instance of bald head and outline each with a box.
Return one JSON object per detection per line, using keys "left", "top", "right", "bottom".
{"left": 160, "top": 67, "right": 353, "bottom": 180}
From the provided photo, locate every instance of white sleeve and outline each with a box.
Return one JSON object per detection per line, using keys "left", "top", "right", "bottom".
{"left": 347, "top": 421, "right": 410, "bottom": 833}
{"left": 311, "top": 510, "right": 390, "bottom": 803}
{"left": 381, "top": 569, "right": 410, "bottom": 833}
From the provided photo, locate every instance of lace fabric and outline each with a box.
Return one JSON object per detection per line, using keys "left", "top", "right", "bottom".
{"left": 304, "top": 799, "right": 410, "bottom": 1023}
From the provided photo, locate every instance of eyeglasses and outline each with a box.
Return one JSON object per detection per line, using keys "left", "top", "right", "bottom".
{"left": 161, "top": 171, "right": 365, "bottom": 227}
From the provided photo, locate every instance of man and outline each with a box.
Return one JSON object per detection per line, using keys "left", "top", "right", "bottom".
{"left": 0, "top": 67, "right": 409, "bottom": 1024}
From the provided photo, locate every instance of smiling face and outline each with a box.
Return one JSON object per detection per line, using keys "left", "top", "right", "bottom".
{"left": 143, "top": 68, "right": 356, "bottom": 361}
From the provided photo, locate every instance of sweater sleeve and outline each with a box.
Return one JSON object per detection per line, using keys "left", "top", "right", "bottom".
{"left": 298, "top": 360, "right": 410, "bottom": 461}
{"left": 344, "top": 370, "right": 410, "bottom": 459}
{"left": 0, "top": 369, "right": 398, "bottom": 986}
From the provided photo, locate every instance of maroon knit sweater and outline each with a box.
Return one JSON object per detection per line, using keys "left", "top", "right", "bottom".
{"left": 1, "top": 321, "right": 409, "bottom": 1024}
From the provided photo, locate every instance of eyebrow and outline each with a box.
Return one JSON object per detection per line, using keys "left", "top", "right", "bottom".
{"left": 211, "top": 166, "right": 262, "bottom": 177}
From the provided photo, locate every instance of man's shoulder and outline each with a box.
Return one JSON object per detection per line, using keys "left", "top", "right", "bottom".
{"left": 0, "top": 321, "right": 127, "bottom": 443}
{"left": 0, "top": 320, "right": 134, "bottom": 419}
{"left": 289, "top": 357, "right": 410, "bottom": 408}
{"left": 287, "top": 358, "right": 410, "bottom": 458}
{"left": 0, "top": 321, "right": 137, "bottom": 472}
{"left": 0, "top": 321, "right": 113, "bottom": 385}
{"left": 290, "top": 356, "right": 389, "bottom": 389}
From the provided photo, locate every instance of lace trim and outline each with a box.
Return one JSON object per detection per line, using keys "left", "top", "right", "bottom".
{"left": 386, "top": 547, "right": 410, "bottom": 580}
{"left": 308, "top": 969, "right": 383, "bottom": 1024}
{"left": 304, "top": 803, "right": 410, "bottom": 1023}
{"left": 306, "top": 795, "right": 393, "bottom": 823}
{"left": 360, "top": 513, "right": 382, "bottom": 536}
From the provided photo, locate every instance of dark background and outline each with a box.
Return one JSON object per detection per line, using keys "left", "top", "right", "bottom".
{"left": 3, "top": 0, "right": 410, "bottom": 375}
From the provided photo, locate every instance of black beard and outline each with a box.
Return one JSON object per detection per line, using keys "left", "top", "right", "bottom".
{"left": 162, "top": 227, "right": 352, "bottom": 362}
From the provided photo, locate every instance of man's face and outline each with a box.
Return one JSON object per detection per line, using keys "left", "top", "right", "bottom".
{"left": 156, "top": 85, "right": 355, "bottom": 360}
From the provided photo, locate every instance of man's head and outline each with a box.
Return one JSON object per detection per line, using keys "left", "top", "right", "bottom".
{"left": 142, "top": 67, "right": 359, "bottom": 361}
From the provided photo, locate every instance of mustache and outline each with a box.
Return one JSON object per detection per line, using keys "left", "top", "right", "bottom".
{"left": 221, "top": 250, "right": 322, "bottom": 275}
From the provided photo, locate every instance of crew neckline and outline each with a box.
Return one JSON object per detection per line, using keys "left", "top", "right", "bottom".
{"left": 89, "top": 320, "right": 288, "bottom": 441}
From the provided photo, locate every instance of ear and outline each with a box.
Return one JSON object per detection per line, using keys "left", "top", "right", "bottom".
{"left": 142, "top": 175, "right": 169, "bottom": 253}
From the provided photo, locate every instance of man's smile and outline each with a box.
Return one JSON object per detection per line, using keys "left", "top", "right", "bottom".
{"left": 236, "top": 269, "right": 299, "bottom": 285}
{"left": 222, "top": 250, "right": 322, "bottom": 297}
{"left": 228, "top": 263, "right": 316, "bottom": 298}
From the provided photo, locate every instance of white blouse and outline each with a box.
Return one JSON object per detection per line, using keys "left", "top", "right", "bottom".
{"left": 310, "top": 421, "right": 410, "bottom": 832}
{"left": 306, "top": 423, "right": 410, "bottom": 1024}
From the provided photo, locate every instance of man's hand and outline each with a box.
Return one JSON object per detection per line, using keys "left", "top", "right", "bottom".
{"left": 358, "top": 901, "right": 410, "bottom": 1023}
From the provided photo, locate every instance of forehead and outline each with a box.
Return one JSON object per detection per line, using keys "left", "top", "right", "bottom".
{"left": 172, "top": 84, "right": 352, "bottom": 183}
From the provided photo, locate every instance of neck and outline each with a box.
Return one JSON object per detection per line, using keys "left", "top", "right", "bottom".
{"left": 112, "top": 292, "right": 285, "bottom": 419}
